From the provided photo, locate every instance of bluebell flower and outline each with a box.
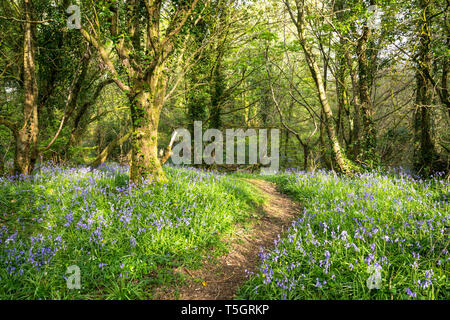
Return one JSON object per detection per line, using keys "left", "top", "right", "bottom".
{"left": 405, "top": 287, "right": 416, "bottom": 298}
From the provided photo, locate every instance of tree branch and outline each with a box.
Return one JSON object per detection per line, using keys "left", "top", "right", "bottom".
{"left": 80, "top": 28, "right": 131, "bottom": 93}
{"left": 0, "top": 15, "right": 55, "bottom": 24}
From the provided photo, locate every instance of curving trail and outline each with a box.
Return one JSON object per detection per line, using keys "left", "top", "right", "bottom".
{"left": 156, "top": 178, "right": 301, "bottom": 300}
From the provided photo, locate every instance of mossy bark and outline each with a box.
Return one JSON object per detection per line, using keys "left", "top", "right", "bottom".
{"left": 356, "top": 19, "right": 378, "bottom": 167}
{"left": 129, "top": 66, "right": 168, "bottom": 183}
{"left": 14, "top": 0, "right": 39, "bottom": 175}
{"left": 345, "top": 51, "right": 362, "bottom": 160}
{"left": 414, "top": 0, "right": 436, "bottom": 175}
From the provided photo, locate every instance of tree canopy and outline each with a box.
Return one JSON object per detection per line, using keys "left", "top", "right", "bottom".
{"left": 0, "top": 0, "right": 448, "bottom": 178}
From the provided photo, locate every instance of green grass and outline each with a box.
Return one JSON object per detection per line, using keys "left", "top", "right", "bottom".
{"left": 2, "top": 164, "right": 448, "bottom": 300}
{"left": 236, "top": 169, "right": 449, "bottom": 300}
{"left": 0, "top": 163, "right": 265, "bottom": 299}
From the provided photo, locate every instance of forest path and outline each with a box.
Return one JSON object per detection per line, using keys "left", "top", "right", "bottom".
{"left": 156, "top": 178, "right": 301, "bottom": 300}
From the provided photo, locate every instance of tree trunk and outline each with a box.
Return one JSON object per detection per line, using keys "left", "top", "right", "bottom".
{"left": 319, "top": 109, "right": 332, "bottom": 170}
{"left": 210, "top": 49, "right": 225, "bottom": 129}
{"left": 442, "top": 48, "right": 449, "bottom": 117}
{"left": 129, "top": 66, "right": 167, "bottom": 183}
{"left": 414, "top": 0, "right": 436, "bottom": 174}
{"left": 441, "top": 9, "right": 449, "bottom": 117}
{"left": 334, "top": 0, "right": 352, "bottom": 153}
{"left": 15, "top": 0, "right": 39, "bottom": 175}
{"left": 356, "top": 16, "right": 378, "bottom": 166}
{"left": 335, "top": 40, "right": 347, "bottom": 143}
{"left": 345, "top": 51, "right": 362, "bottom": 159}
{"left": 303, "top": 144, "right": 309, "bottom": 171}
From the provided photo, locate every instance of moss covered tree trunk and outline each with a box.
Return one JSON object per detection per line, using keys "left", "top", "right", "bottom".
{"left": 129, "top": 65, "right": 167, "bottom": 182}
{"left": 414, "top": 0, "right": 436, "bottom": 174}
{"left": 356, "top": 15, "right": 378, "bottom": 166}
{"left": 14, "top": 0, "right": 39, "bottom": 175}
{"left": 345, "top": 51, "right": 362, "bottom": 159}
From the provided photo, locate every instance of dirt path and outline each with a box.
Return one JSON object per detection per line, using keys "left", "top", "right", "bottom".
{"left": 156, "top": 178, "right": 301, "bottom": 300}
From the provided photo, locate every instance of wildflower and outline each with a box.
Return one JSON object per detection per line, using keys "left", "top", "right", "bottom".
{"left": 405, "top": 287, "right": 416, "bottom": 298}
{"left": 130, "top": 235, "right": 137, "bottom": 248}
{"left": 315, "top": 278, "right": 322, "bottom": 288}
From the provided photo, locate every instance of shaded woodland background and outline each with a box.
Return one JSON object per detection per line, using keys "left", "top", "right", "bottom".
{"left": 0, "top": 0, "right": 449, "bottom": 180}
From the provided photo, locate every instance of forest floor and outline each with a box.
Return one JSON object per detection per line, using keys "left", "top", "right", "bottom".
{"left": 155, "top": 178, "right": 301, "bottom": 300}
{"left": 2, "top": 166, "right": 447, "bottom": 299}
